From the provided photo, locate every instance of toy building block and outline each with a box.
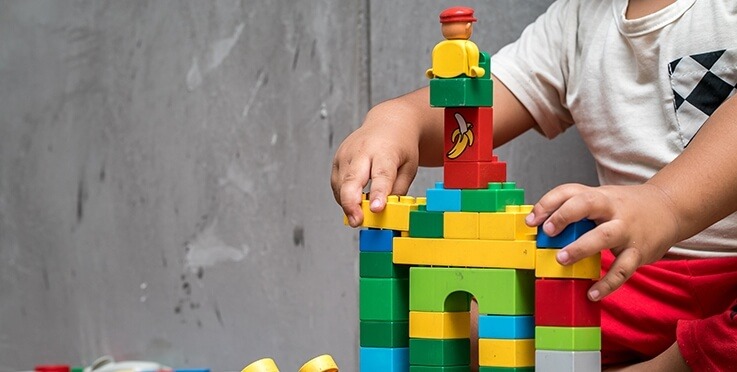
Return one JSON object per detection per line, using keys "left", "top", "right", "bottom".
{"left": 360, "top": 252, "right": 409, "bottom": 278}
{"left": 535, "top": 326, "right": 601, "bottom": 351}
{"left": 430, "top": 76, "right": 493, "bottom": 107}
{"left": 460, "top": 182, "right": 524, "bottom": 212}
{"left": 478, "top": 339, "right": 535, "bottom": 368}
{"left": 409, "top": 311, "right": 471, "bottom": 339}
{"left": 299, "top": 355, "right": 339, "bottom": 372}
{"left": 427, "top": 182, "right": 462, "bottom": 212}
{"left": 393, "top": 237, "right": 536, "bottom": 270}
{"left": 361, "top": 320, "right": 409, "bottom": 348}
{"left": 411, "top": 367, "right": 472, "bottom": 372}
{"left": 444, "top": 108, "right": 494, "bottom": 162}
{"left": 478, "top": 368, "right": 533, "bottom": 372}
{"left": 347, "top": 195, "right": 424, "bottom": 231}
{"left": 479, "top": 205, "right": 536, "bottom": 241}
{"left": 409, "top": 267, "right": 534, "bottom": 315}
{"left": 360, "top": 278, "right": 409, "bottom": 321}
{"left": 536, "top": 219, "right": 596, "bottom": 248}
{"left": 359, "top": 229, "right": 400, "bottom": 252}
{"left": 535, "top": 350, "right": 601, "bottom": 372}
{"left": 426, "top": 7, "right": 485, "bottom": 79}
{"left": 409, "top": 207, "right": 445, "bottom": 238}
{"left": 535, "top": 279, "right": 600, "bottom": 327}
{"left": 242, "top": 358, "right": 279, "bottom": 372}
{"left": 535, "top": 250, "right": 601, "bottom": 279}
{"left": 409, "top": 338, "right": 470, "bottom": 366}
{"left": 444, "top": 159, "right": 507, "bottom": 189}
{"left": 444, "top": 212, "right": 480, "bottom": 239}
{"left": 360, "top": 347, "right": 409, "bottom": 371}
{"left": 478, "top": 315, "right": 534, "bottom": 339}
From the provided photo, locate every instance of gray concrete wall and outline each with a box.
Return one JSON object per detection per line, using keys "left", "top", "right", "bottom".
{"left": 0, "top": 1, "right": 597, "bottom": 371}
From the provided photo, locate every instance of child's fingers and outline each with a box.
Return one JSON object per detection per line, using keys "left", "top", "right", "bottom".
{"left": 391, "top": 161, "right": 419, "bottom": 198}
{"left": 336, "top": 156, "right": 371, "bottom": 227}
{"left": 368, "top": 156, "right": 400, "bottom": 213}
{"left": 556, "top": 220, "right": 627, "bottom": 265}
{"left": 542, "top": 190, "right": 616, "bottom": 237}
{"left": 588, "top": 247, "right": 643, "bottom": 301}
{"left": 527, "top": 183, "right": 590, "bottom": 227}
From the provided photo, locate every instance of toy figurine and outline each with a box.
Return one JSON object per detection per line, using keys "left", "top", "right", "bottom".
{"left": 426, "top": 6, "right": 485, "bottom": 79}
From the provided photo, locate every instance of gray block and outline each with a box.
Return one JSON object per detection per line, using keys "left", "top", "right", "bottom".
{"left": 535, "top": 350, "right": 601, "bottom": 372}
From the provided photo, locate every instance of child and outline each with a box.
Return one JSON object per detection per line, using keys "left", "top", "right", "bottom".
{"left": 332, "top": 0, "right": 737, "bottom": 370}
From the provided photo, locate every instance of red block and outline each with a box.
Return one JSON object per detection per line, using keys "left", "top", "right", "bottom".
{"left": 535, "top": 279, "right": 601, "bottom": 327}
{"left": 443, "top": 157, "right": 506, "bottom": 189}
{"left": 444, "top": 107, "right": 494, "bottom": 162}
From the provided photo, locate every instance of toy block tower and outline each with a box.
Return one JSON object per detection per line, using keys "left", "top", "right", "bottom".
{"left": 534, "top": 221, "right": 602, "bottom": 371}
{"left": 345, "top": 7, "right": 602, "bottom": 372}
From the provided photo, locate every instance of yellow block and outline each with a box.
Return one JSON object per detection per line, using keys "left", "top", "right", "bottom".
{"left": 509, "top": 205, "right": 536, "bottom": 241}
{"left": 409, "top": 311, "right": 470, "bottom": 339}
{"left": 479, "top": 212, "right": 515, "bottom": 240}
{"left": 344, "top": 194, "right": 424, "bottom": 231}
{"left": 444, "top": 212, "right": 480, "bottom": 239}
{"left": 478, "top": 338, "right": 535, "bottom": 367}
{"left": 242, "top": 358, "right": 279, "bottom": 372}
{"left": 535, "top": 249, "right": 601, "bottom": 279}
{"left": 478, "top": 206, "right": 536, "bottom": 241}
{"left": 393, "top": 237, "right": 536, "bottom": 269}
{"left": 298, "top": 355, "right": 339, "bottom": 372}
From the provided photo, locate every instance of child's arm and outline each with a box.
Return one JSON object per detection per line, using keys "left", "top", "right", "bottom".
{"left": 527, "top": 94, "right": 737, "bottom": 301}
{"left": 332, "top": 77, "right": 536, "bottom": 227}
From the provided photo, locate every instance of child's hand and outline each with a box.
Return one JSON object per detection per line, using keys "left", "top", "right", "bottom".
{"left": 332, "top": 89, "right": 444, "bottom": 227}
{"left": 526, "top": 183, "right": 680, "bottom": 301}
{"left": 331, "top": 115, "right": 419, "bottom": 226}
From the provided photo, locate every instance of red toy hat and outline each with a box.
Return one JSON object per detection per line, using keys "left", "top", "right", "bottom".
{"left": 439, "top": 7, "right": 477, "bottom": 23}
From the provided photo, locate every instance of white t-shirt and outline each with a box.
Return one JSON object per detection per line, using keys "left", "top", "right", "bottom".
{"left": 492, "top": 0, "right": 737, "bottom": 257}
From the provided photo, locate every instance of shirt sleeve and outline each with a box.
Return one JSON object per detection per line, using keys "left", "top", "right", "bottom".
{"left": 491, "top": 0, "right": 578, "bottom": 139}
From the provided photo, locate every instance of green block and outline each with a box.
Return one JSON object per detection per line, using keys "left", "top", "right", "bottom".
{"left": 409, "top": 267, "right": 534, "bottom": 315}
{"left": 535, "top": 326, "right": 601, "bottom": 351}
{"left": 360, "top": 277, "right": 409, "bottom": 321}
{"left": 461, "top": 182, "right": 525, "bottom": 212}
{"left": 430, "top": 52, "right": 492, "bottom": 108}
{"left": 430, "top": 78, "right": 493, "bottom": 107}
{"left": 410, "top": 338, "right": 470, "bottom": 366}
{"left": 360, "top": 320, "right": 409, "bottom": 347}
{"left": 409, "top": 209, "right": 445, "bottom": 238}
{"left": 479, "top": 368, "right": 534, "bottom": 372}
{"left": 411, "top": 366, "right": 470, "bottom": 372}
{"left": 360, "top": 251, "right": 409, "bottom": 278}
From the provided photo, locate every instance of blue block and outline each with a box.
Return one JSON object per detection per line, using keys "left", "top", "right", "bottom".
{"left": 360, "top": 229, "right": 401, "bottom": 252}
{"left": 426, "top": 182, "right": 461, "bottom": 212}
{"left": 536, "top": 219, "right": 597, "bottom": 248}
{"left": 360, "top": 347, "right": 409, "bottom": 372}
{"left": 478, "top": 315, "right": 534, "bottom": 339}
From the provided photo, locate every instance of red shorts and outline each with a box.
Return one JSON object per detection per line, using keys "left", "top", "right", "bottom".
{"left": 601, "top": 250, "right": 737, "bottom": 371}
